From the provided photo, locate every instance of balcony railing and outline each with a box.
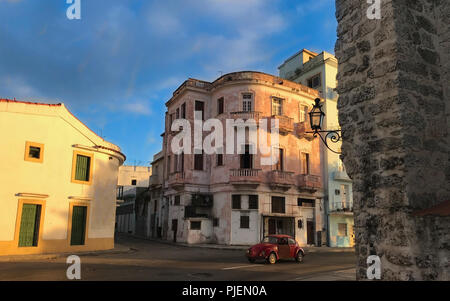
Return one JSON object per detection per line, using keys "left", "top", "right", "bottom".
{"left": 269, "top": 115, "right": 294, "bottom": 133}
{"left": 297, "top": 174, "right": 322, "bottom": 191}
{"left": 149, "top": 175, "right": 162, "bottom": 186}
{"left": 269, "top": 170, "right": 295, "bottom": 186}
{"left": 229, "top": 169, "right": 261, "bottom": 184}
{"left": 184, "top": 206, "right": 210, "bottom": 218}
{"left": 295, "top": 122, "right": 314, "bottom": 140}
{"left": 173, "top": 79, "right": 211, "bottom": 96}
{"left": 330, "top": 201, "right": 354, "bottom": 213}
{"left": 168, "top": 172, "right": 185, "bottom": 187}
{"left": 230, "top": 111, "right": 262, "bottom": 121}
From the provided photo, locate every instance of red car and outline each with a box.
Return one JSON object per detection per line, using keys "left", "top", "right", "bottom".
{"left": 246, "top": 235, "right": 305, "bottom": 264}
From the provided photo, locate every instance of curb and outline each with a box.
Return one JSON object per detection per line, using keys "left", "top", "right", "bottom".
{"left": 0, "top": 244, "right": 133, "bottom": 262}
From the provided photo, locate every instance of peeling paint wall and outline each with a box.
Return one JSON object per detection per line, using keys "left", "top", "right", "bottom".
{"left": 161, "top": 72, "right": 326, "bottom": 246}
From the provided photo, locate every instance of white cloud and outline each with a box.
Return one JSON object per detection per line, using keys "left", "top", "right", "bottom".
{"left": 122, "top": 101, "right": 152, "bottom": 115}
{"left": 147, "top": 8, "right": 183, "bottom": 35}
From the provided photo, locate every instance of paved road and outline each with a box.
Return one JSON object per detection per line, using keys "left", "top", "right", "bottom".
{"left": 0, "top": 235, "right": 356, "bottom": 281}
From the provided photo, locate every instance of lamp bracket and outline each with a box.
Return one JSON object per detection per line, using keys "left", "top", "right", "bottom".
{"left": 306, "top": 130, "right": 342, "bottom": 154}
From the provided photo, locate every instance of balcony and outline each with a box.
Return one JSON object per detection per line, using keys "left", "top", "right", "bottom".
{"left": 295, "top": 122, "right": 315, "bottom": 140}
{"left": 297, "top": 174, "right": 322, "bottom": 193}
{"left": 229, "top": 111, "right": 262, "bottom": 124}
{"left": 229, "top": 169, "right": 261, "bottom": 187}
{"left": 268, "top": 170, "right": 295, "bottom": 191}
{"left": 329, "top": 201, "right": 354, "bottom": 215}
{"left": 168, "top": 172, "right": 186, "bottom": 190}
{"left": 149, "top": 175, "right": 162, "bottom": 187}
{"left": 184, "top": 206, "right": 210, "bottom": 219}
{"left": 173, "top": 78, "right": 211, "bottom": 96}
{"left": 269, "top": 115, "right": 294, "bottom": 134}
{"left": 191, "top": 194, "right": 213, "bottom": 207}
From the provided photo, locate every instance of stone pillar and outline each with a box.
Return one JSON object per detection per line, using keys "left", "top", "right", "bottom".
{"left": 335, "top": 0, "right": 449, "bottom": 280}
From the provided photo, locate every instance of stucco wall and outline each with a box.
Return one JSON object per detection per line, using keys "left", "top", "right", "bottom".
{"left": 162, "top": 72, "right": 326, "bottom": 246}
{"left": 0, "top": 102, "right": 123, "bottom": 255}
{"left": 118, "top": 165, "right": 151, "bottom": 187}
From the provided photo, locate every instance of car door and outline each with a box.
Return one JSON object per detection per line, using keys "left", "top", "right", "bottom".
{"left": 288, "top": 238, "right": 297, "bottom": 258}
{"left": 277, "top": 237, "right": 290, "bottom": 259}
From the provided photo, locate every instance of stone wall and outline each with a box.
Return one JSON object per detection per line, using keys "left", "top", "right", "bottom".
{"left": 335, "top": 0, "right": 449, "bottom": 280}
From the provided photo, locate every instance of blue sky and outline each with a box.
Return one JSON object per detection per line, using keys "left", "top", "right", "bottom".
{"left": 0, "top": 0, "right": 337, "bottom": 165}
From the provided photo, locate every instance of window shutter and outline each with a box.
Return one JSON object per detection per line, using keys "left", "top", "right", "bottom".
{"left": 75, "top": 155, "right": 90, "bottom": 181}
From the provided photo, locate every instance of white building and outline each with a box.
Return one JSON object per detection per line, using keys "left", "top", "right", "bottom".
{"left": 116, "top": 165, "right": 152, "bottom": 236}
{"left": 279, "top": 49, "right": 355, "bottom": 247}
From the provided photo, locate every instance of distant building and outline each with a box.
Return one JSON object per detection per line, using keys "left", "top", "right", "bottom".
{"left": 0, "top": 99, "right": 125, "bottom": 255}
{"left": 116, "top": 165, "right": 152, "bottom": 236}
{"left": 148, "top": 150, "right": 165, "bottom": 239}
{"left": 161, "top": 71, "right": 325, "bottom": 246}
{"left": 279, "top": 49, "right": 355, "bottom": 247}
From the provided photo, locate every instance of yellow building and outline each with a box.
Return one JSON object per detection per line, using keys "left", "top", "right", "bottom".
{"left": 0, "top": 99, "right": 125, "bottom": 255}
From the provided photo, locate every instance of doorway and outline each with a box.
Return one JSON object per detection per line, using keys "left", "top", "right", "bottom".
{"left": 18, "top": 204, "right": 42, "bottom": 247}
{"left": 307, "top": 220, "right": 315, "bottom": 245}
{"left": 71, "top": 206, "right": 87, "bottom": 246}
{"left": 172, "top": 219, "right": 178, "bottom": 243}
{"left": 264, "top": 217, "right": 295, "bottom": 238}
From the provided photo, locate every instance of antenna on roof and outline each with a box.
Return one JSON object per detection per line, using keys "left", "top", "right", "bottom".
{"left": 100, "top": 129, "right": 106, "bottom": 140}
{"left": 218, "top": 71, "right": 223, "bottom": 77}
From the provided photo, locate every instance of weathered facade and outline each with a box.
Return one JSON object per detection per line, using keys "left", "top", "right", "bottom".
{"left": 162, "top": 71, "right": 326, "bottom": 246}
{"left": 116, "top": 165, "right": 152, "bottom": 236}
{"left": 279, "top": 49, "right": 355, "bottom": 247}
{"left": 0, "top": 99, "right": 125, "bottom": 255}
{"left": 335, "top": 0, "right": 449, "bottom": 280}
{"left": 148, "top": 151, "right": 166, "bottom": 239}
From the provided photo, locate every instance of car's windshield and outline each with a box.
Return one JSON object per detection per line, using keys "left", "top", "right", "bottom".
{"left": 261, "top": 236, "right": 278, "bottom": 244}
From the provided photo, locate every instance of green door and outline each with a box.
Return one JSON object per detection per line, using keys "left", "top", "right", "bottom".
{"left": 70, "top": 206, "right": 87, "bottom": 245}
{"left": 18, "top": 204, "right": 41, "bottom": 247}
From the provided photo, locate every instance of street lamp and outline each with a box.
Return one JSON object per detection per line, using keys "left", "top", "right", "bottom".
{"left": 307, "top": 98, "right": 342, "bottom": 154}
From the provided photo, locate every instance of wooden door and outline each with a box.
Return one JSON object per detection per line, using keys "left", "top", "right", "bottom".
{"left": 18, "top": 204, "right": 41, "bottom": 247}
{"left": 71, "top": 206, "right": 87, "bottom": 246}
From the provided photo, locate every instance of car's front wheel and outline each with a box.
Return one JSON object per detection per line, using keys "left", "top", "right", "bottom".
{"left": 248, "top": 258, "right": 255, "bottom": 263}
{"left": 295, "top": 251, "right": 304, "bottom": 263}
{"left": 267, "top": 252, "right": 277, "bottom": 264}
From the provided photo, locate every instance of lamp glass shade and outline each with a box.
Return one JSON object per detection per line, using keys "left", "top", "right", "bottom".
{"left": 309, "top": 107, "right": 324, "bottom": 130}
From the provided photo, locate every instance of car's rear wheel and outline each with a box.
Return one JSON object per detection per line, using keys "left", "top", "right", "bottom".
{"left": 295, "top": 251, "right": 304, "bottom": 263}
{"left": 267, "top": 252, "right": 277, "bottom": 264}
{"left": 248, "top": 258, "right": 255, "bottom": 263}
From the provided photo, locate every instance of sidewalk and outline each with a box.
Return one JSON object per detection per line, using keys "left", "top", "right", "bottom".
{"left": 126, "top": 234, "right": 355, "bottom": 254}
{"left": 0, "top": 243, "right": 133, "bottom": 262}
